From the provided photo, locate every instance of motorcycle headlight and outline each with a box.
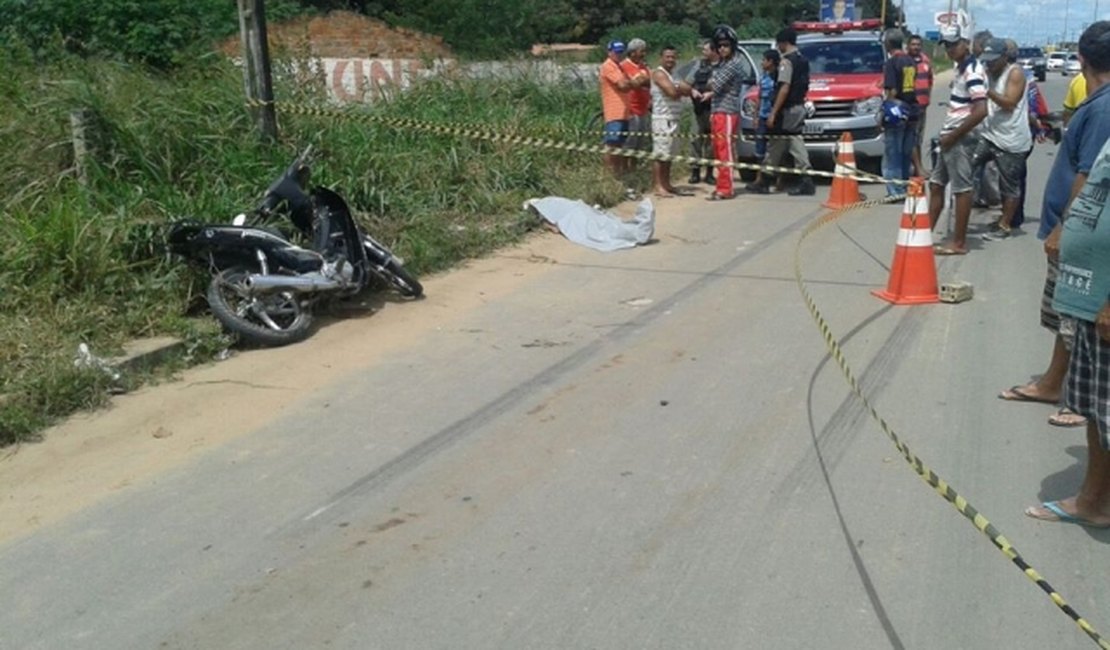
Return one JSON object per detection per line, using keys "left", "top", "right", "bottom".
{"left": 742, "top": 97, "right": 757, "bottom": 118}
{"left": 853, "top": 95, "right": 883, "bottom": 116}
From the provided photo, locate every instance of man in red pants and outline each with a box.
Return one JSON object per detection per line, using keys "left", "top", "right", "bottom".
{"left": 704, "top": 25, "right": 745, "bottom": 200}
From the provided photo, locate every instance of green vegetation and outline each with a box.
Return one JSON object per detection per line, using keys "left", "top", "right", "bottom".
{"left": 0, "top": 44, "right": 626, "bottom": 445}
{"left": 1, "top": 0, "right": 903, "bottom": 63}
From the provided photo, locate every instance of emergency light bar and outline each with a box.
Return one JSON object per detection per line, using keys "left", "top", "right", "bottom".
{"left": 792, "top": 19, "right": 883, "bottom": 33}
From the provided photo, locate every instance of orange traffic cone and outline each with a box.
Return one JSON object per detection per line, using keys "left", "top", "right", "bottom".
{"left": 872, "top": 178, "right": 939, "bottom": 305}
{"left": 823, "top": 132, "right": 863, "bottom": 209}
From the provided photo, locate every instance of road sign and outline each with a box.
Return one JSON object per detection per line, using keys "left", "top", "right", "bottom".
{"left": 935, "top": 11, "right": 959, "bottom": 26}
{"left": 925, "top": 30, "right": 941, "bottom": 41}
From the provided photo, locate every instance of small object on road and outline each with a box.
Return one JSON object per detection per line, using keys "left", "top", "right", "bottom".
{"left": 939, "top": 281, "right": 974, "bottom": 303}
{"left": 660, "top": 400, "right": 669, "bottom": 406}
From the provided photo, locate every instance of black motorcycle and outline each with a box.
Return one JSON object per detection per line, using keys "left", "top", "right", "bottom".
{"left": 168, "top": 148, "right": 423, "bottom": 347}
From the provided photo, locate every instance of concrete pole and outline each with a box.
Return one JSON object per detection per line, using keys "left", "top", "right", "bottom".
{"left": 237, "top": 0, "right": 278, "bottom": 142}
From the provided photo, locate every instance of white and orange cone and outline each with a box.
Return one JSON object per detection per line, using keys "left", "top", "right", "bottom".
{"left": 823, "top": 132, "right": 863, "bottom": 209}
{"left": 872, "top": 178, "right": 939, "bottom": 305}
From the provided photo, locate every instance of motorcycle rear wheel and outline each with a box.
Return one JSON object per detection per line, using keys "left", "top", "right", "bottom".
{"left": 207, "top": 266, "right": 314, "bottom": 346}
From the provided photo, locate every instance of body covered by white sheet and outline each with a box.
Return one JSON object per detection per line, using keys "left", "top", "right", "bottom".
{"left": 526, "top": 197, "right": 654, "bottom": 252}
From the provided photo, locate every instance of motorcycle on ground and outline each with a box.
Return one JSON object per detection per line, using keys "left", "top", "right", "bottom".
{"left": 168, "top": 147, "right": 423, "bottom": 347}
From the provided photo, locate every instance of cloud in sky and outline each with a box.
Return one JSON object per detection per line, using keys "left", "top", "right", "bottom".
{"left": 904, "top": 0, "right": 1108, "bottom": 44}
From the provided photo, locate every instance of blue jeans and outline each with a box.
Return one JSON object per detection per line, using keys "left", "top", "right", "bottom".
{"left": 755, "top": 117, "right": 769, "bottom": 161}
{"left": 882, "top": 121, "right": 918, "bottom": 197}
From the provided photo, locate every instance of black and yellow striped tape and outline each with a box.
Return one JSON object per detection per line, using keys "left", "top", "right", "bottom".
{"left": 795, "top": 196, "right": 1110, "bottom": 650}
{"left": 250, "top": 100, "right": 899, "bottom": 186}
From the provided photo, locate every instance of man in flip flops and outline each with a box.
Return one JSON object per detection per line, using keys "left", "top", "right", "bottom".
{"left": 927, "top": 23, "right": 988, "bottom": 255}
{"left": 1025, "top": 21, "right": 1110, "bottom": 528}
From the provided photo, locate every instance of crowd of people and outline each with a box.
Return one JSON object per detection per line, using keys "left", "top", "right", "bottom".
{"left": 599, "top": 20, "right": 1110, "bottom": 528}
{"left": 598, "top": 25, "right": 817, "bottom": 200}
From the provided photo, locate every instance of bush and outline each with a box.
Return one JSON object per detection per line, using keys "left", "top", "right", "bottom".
{"left": 602, "top": 21, "right": 703, "bottom": 55}
{"left": 0, "top": 0, "right": 310, "bottom": 68}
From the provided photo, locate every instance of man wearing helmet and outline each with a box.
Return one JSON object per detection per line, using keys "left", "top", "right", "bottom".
{"left": 704, "top": 25, "right": 746, "bottom": 200}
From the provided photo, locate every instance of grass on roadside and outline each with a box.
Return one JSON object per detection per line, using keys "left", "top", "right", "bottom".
{"left": 0, "top": 49, "right": 635, "bottom": 445}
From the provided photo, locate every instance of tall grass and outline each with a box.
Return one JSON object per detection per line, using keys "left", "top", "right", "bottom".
{"left": 0, "top": 49, "right": 628, "bottom": 445}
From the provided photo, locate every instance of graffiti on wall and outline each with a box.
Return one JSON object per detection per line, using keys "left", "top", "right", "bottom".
{"left": 320, "top": 58, "right": 454, "bottom": 103}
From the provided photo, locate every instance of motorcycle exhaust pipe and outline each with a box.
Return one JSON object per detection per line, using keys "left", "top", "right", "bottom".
{"left": 246, "top": 273, "right": 343, "bottom": 294}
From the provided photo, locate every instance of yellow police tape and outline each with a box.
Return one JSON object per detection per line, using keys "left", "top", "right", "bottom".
{"left": 543, "top": 122, "right": 844, "bottom": 143}
{"left": 796, "top": 193, "right": 1110, "bottom": 650}
{"left": 260, "top": 99, "right": 1105, "bottom": 647}
{"left": 249, "top": 100, "right": 898, "bottom": 186}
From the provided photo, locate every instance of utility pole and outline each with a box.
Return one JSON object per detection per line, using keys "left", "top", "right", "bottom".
{"left": 1064, "top": 0, "right": 1071, "bottom": 47}
{"left": 237, "top": 0, "right": 278, "bottom": 142}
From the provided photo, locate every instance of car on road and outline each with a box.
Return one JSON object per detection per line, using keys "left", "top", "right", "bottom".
{"left": 1015, "top": 46, "right": 1047, "bottom": 81}
{"left": 1064, "top": 52, "right": 1082, "bottom": 75}
{"left": 739, "top": 19, "right": 886, "bottom": 173}
{"left": 1047, "top": 51, "right": 1068, "bottom": 71}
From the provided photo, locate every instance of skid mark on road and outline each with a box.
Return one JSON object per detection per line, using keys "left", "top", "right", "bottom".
{"left": 284, "top": 206, "right": 825, "bottom": 533}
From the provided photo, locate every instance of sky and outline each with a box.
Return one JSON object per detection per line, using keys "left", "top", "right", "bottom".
{"left": 902, "top": 0, "right": 1109, "bottom": 45}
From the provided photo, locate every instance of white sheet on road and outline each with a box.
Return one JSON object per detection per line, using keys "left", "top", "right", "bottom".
{"left": 526, "top": 197, "right": 654, "bottom": 252}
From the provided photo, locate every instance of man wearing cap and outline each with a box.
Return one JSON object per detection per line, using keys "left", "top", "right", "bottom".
{"left": 927, "top": 24, "right": 988, "bottom": 255}
{"left": 621, "top": 38, "right": 653, "bottom": 158}
{"left": 600, "top": 40, "right": 648, "bottom": 180}
{"left": 977, "top": 37, "right": 1032, "bottom": 241}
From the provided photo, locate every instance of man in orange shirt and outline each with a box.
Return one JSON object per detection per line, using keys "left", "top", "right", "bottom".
{"left": 620, "top": 38, "right": 653, "bottom": 158}
{"left": 600, "top": 40, "right": 648, "bottom": 179}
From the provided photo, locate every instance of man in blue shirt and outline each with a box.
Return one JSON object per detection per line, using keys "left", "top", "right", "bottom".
{"left": 1026, "top": 22, "right": 1110, "bottom": 526}
{"left": 1007, "top": 22, "right": 1110, "bottom": 488}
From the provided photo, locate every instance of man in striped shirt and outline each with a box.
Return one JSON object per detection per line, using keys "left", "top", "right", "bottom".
{"left": 927, "top": 24, "right": 989, "bottom": 255}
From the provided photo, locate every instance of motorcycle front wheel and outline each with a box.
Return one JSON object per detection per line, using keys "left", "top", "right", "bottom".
{"left": 206, "top": 266, "right": 314, "bottom": 346}
{"left": 377, "top": 259, "right": 424, "bottom": 298}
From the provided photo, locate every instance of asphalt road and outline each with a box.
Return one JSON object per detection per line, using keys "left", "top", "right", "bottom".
{"left": 3, "top": 71, "right": 1107, "bottom": 650}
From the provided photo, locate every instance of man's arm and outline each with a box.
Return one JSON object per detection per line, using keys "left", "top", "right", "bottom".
{"left": 768, "top": 57, "right": 792, "bottom": 125}
{"left": 939, "top": 100, "right": 987, "bottom": 148}
{"left": 1044, "top": 172, "right": 1089, "bottom": 259}
{"left": 986, "top": 66, "right": 1025, "bottom": 112}
{"left": 652, "top": 68, "right": 685, "bottom": 99}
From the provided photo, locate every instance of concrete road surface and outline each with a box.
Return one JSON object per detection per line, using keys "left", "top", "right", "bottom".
{"left": 2, "top": 72, "right": 1107, "bottom": 649}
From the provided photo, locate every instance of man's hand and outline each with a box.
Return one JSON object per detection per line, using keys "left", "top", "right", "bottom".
{"left": 1044, "top": 224, "right": 1062, "bottom": 260}
{"left": 939, "top": 132, "right": 957, "bottom": 151}
{"left": 1098, "top": 302, "right": 1110, "bottom": 342}
{"left": 768, "top": 111, "right": 778, "bottom": 129}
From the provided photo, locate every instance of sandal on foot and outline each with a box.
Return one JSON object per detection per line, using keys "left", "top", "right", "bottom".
{"left": 1048, "top": 408, "right": 1087, "bottom": 428}
{"left": 1025, "top": 501, "right": 1110, "bottom": 528}
{"left": 998, "top": 385, "right": 1057, "bottom": 404}
{"left": 933, "top": 245, "right": 968, "bottom": 256}
{"left": 705, "top": 192, "right": 733, "bottom": 201}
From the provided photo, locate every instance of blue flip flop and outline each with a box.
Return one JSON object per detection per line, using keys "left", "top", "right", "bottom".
{"left": 1025, "top": 501, "right": 1110, "bottom": 529}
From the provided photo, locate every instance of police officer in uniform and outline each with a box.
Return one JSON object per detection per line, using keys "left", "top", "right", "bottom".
{"left": 687, "top": 40, "right": 718, "bottom": 184}
{"left": 751, "top": 27, "right": 815, "bottom": 195}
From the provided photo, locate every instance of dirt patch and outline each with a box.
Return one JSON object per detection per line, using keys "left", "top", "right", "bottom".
{"left": 0, "top": 229, "right": 577, "bottom": 545}
{"left": 218, "top": 10, "right": 452, "bottom": 59}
